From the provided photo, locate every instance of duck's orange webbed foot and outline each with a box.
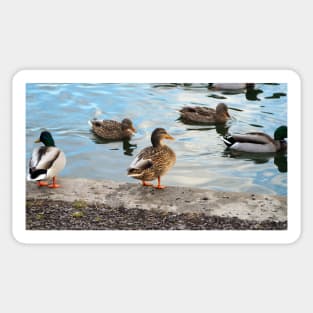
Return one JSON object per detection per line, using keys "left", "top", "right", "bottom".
{"left": 154, "top": 177, "right": 166, "bottom": 189}
{"left": 142, "top": 181, "right": 153, "bottom": 187}
{"left": 48, "top": 177, "right": 61, "bottom": 188}
{"left": 155, "top": 185, "right": 166, "bottom": 189}
{"left": 37, "top": 181, "right": 48, "bottom": 187}
{"left": 48, "top": 183, "right": 60, "bottom": 188}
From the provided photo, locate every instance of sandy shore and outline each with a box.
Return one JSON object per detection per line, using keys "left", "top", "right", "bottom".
{"left": 26, "top": 178, "right": 287, "bottom": 230}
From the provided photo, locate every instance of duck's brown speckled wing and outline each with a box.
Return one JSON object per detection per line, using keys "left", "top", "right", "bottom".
{"left": 90, "top": 119, "right": 123, "bottom": 140}
{"left": 128, "top": 145, "right": 176, "bottom": 181}
{"left": 180, "top": 106, "right": 216, "bottom": 124}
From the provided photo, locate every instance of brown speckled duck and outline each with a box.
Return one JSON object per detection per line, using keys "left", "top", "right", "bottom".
{"left": 89, "top": 118, "right": 136, "bottom": 141}
{"left": 127, "top": 128, "right": 176, "bottom": 189}
{"left": 179, "top": 103, "right": 230, "bottom": 125}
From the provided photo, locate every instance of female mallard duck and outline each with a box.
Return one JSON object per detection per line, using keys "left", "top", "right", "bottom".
{"left": 89, "top": 118, "right": 136, "bottom": 141}
{"left": 179, "top": 103, "right": 230, "bottom": 125}
{"left": 127, "top": 128, "right": 176, "bottom": 189}
{"left": 222, "top": 126, "right": 287, "bottom": 153}
{"left": 28, "top": 131, "right": 66, "bottom": 188}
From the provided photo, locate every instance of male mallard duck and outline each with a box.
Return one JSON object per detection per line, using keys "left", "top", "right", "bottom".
{"left": 179, "top": 103, "right": 230, "bottom": 125}
{"left": 28, "top": 131, "right": 66, "bottom": 188}
{"left": 209, "top": 83, "right": 254, "bottom": 90}
{"left": 127, "top": 128, "right": 176, "bottom": 189}
{"left": 222, "top": 126, "right": 287, "bottom": 153}
{"left": 89, "top": 118, "right": 136, "bottom": 141}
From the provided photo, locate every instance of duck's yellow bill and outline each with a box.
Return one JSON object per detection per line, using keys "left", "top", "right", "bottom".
{"left": 34, "top": 139, "right": 40, "bottom": 143}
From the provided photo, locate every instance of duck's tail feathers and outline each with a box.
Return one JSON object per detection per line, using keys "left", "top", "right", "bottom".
{"left": 28, "top": 168, "right": 47, "bottom": 181}
{"left": 222, "top": 135, "right": 236, "bottom": 147}
{"left": 127, "top": 161, "right": 153, "bottom": 177}
{"left": 88, "top": 118, "right": 97, "bottom": 128}
{"left": 127, "top": 172, "right": 142, "bottom": 177}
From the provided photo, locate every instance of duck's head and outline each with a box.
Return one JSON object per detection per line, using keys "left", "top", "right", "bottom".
{"left": 121, "top": 118, "right": 136, "bottom": 135}
{"left": 35, "top": 131, "right": 55, "bottom": 147}
{"left": 216, "top": 103, "right": 230, "bottom": 118}
{"left": 151, "top": 128, "right": 174, "bottom": 147}
{"left": 274, "top": 126, "right": 287, "bottom": 140}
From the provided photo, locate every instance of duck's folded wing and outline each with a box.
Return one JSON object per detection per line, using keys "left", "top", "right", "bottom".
{"left": 180, "top": 106, "right": 214, "bottom": 115}
{"left": 129, "top": 154, "right": 153, "bottom": 171}
{"left": 30, "top": 147, "right": 61, "bottom": 170}
{"left": 232, "top": 133, "right": 271, "bottom": 144}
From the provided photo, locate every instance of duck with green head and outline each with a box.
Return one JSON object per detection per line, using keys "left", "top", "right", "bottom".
{"left": 127, "top": 128, "right": 176, "bottom": 189}
{"left": 28, "top": 131, "right": 66, "bottom": 188}
{"left": 222, "top": 126, "right": 287, "bottom": 153}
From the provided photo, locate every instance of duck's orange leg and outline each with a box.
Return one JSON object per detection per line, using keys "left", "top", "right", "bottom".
{"left": 155, "top": 176, "right": 165, "bottom": 189}
{"left": 37, "top": 181, "right": 48, "bottom": 187}
{"left": 142, "top": 181, "right": 153, "bottom": 187}
{"left": 48, "top": 176, "right": 60, "bottom": 188}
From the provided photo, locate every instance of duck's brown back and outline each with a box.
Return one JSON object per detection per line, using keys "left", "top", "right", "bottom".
{"left": 91, "top": 120, "right": 128, "bottom": 140}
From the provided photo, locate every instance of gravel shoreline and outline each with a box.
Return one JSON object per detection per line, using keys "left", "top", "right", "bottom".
{"left": 26, "top": 199, "right": 287, "bottom": 230}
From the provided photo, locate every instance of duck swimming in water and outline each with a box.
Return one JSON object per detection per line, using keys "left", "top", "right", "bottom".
{"left": 127, "top": 128, "right": 176, "bottom": 189}
{"left": 209, "top": 83, "right": 254, "bottom": 91}
{"left": 222, "top": 126, "right": 287, "bottom": 153}
{"left": 89, "top": 118, "right": 136, "bottom": 141}
{"left": 179, "top": 103, "right": 230, "bottom": 125}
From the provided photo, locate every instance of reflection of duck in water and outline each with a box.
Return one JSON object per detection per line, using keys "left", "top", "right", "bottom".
{"left": 89, "top": 118, "right": 136, "bottom": 141}
{"left": 274, "top": 153, "right": 287, "bottom": 172}
{"left": 127, "top": 128, "right": 176, "bottom": 189}
{"left": 222, "top": 126, "right": 287, "bottom": 153}
{"left": 123, "top": 140, "right": 137, "bottom": 156}
{"left": 223, "top": 149, "right": 287, "bottom": 173}
{"left": 179, "top": 103, "right": 230, "bottom": 125}
{"left": 185, "top": 124, "right": 230, "bottom": 136}
{"left": 245, "top": 84, "right": 263, "bottom": 101}
{"left": 215, "top": 123, "right": 230, "bottom": 136}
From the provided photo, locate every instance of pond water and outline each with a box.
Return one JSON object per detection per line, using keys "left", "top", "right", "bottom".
{"left": 26, "top": 83, "right": 287, "bottom": 195}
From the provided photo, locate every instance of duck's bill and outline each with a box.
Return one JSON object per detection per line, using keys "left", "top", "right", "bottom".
{"left": 34, "top": 138, "right": 40, "bottom": 143}
{"left": 164, "top": 134, "right": 174, "bottom": 140}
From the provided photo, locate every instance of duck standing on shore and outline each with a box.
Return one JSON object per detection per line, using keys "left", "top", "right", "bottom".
{"left": 127, "top": 128, "right": 176, "bottom": 189}
{"left": 89, "top": 118, "right": 136, "bottom": 141}
{"left": 28, "top": 131, "right": 66, "bottom": 188}
{"left": 222, "top": 126, "right": 287, "bottom": 153}
{"left": 179, "top": 103, "right": 230, "bottom": 125}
